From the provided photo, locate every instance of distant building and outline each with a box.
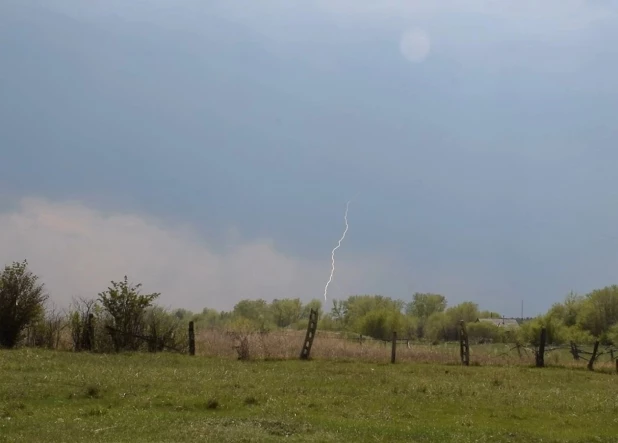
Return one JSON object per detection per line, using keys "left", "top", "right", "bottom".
{"left": 475, "top": 317, "right": 520, "bottom": 329}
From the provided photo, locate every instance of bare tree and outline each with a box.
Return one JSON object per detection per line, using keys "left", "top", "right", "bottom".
{"left": 69, "top": 296, "right": 98, "bottom": 351}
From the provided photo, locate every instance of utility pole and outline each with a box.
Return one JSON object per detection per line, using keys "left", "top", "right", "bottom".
{"left": 521, "top": 300, "right": 524, "bottom": 319}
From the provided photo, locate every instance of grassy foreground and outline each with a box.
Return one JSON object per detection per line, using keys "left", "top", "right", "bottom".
{"left": 1, "top": 350, "right": 617, "bottom": 442}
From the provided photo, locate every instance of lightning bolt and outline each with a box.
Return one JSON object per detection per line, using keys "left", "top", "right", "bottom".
{"left": 323, "top": 201, "right": 351, "bottom": 301}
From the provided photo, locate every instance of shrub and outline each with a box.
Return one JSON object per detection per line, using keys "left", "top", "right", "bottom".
{"left": 0, "top": 260, "right": 49, "bottom": 348}
{"left": 466, "top": 321, "right": 502, "bottom": 343}
{"left": 98, "top": 276, "right": 159, "bottom": 352}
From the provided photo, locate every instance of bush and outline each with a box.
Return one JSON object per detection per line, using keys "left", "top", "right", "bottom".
{"left": 143, "top": 306, "right": 185, "bottom": 352}
{"left": 517, "top": 315, "right": 567, "bottom": 346}
{"left": 0, "top": 260, "right": 49, "bottom": 348}
{"left": 98, "top": 276, "right": 159, "bottom": 351}
{"left": 466, "top": 321, "right": 502, "bottom": 343}
{"left": 356, "top": 309, "right": 407, "bottom": 341}
{"left": 226, "top": 317, "right": 266, "bottom": 360}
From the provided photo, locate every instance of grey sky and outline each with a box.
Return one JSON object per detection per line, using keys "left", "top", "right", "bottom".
{"left": 1, "top": 0, "right": 618, "bottom": 314}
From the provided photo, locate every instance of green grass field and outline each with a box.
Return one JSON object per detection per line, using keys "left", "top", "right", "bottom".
{"left": 1, "top": 349, "right": 617, "bottom": 442}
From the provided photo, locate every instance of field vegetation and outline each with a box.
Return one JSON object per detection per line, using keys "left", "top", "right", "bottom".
{"left": 2, "top": 349, "right": 618, "bottom": 442}
{"left": 2, "top": 259, "right": 618, "bottom": 441}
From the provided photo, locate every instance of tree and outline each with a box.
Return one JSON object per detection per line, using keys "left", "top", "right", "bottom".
{"left": 478, "top": 310, "right": 502, "bottom": 319}
{"left": 608, "top": 323, "right": 618, "bottom": 345}
{"left": 406, "top": 293, "right": 447, "bottom": 338}
{"left": 98, "top": 276, "right": 159, "bottom": 351}
{"left": 193, "top": 308, "right": 223, "bottom": 329}
{"left": 517, "top": 315, "right": 567, "bottom": 346}
{"left": 406, "top": 293, "right": 447, "bottom": 318}
{"left": 69, "top": 296, "right": 98, "bottom": 351}
{"left": 357, "top": 308, "right": 407, "bottom": 340}
{"left": 466, "top": 321, "right": 502, "bottom": 343}
{"left": 330, "top": 299, "right": 347, "bottom": 327}
{"left": 339, "top": 295, "right": 404, "bottom": 330}
{"left": 301, "top": 299, "right": 323, "bottom": 319}
{"left": 446, "top": 302, "right": 479, "bottom": 324}
{"left": 270, "top": 298, "right": 302, "bottom": 328}
{"left": 143, "top": 306, "right": 184, "bottom": 352}
{"left": 232, "top": 299, "right": 273, "bottom": 329}
{"left": 576, "top": 286, "right": 618, "bottom": 338}
{"left": 424, "top": 312, "right": 450, "bottom": 343}
{"left": 0, "top": 260, "right": 48, "bottom": 348}
{"left": 548, "top": 292, "right": 584, "bottom": 327}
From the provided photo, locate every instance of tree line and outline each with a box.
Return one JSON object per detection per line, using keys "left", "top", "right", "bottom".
{"left": 2, "top": 259, "right": 618, "bottom": 352}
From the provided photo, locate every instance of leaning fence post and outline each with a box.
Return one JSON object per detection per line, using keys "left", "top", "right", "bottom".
{"left": 587, "top": 341, "right": 600, "bottom": 371}
{"left": 536, "top": 327, "right": 546, "bottom": 367}
{"left": 391, "top": 331, "right": 397, "bottom": 364}
{"left": 188, "top": 321, "right": 195, "bottom": 356}
{"left": 300, "top": 308, "right": 318, "bottom": 360}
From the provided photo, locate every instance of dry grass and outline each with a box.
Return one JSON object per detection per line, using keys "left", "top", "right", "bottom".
{"left": 40, "top": 324, "right": 617, "bottom": 372}
{"left": 195, "top": 328, "right": 618, "bottom": 371}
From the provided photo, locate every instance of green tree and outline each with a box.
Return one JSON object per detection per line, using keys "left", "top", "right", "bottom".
{"left": 301, "top": 299, "right": 323, "bottom": 319}
{"left": 232, "top": 299, "right": 273, "bottom": 329}
{"left": 0, "top": 260, "right": 48, "bottom": 348}
{"left": 466, "top": 321, "right": 502, "bottom": 343}
{"left": 270, "top": 298, "right": 302, "bottom": 328}
{"left": 357, "top": 308, "right": 407, "bottom": 340}
{"left": 330, "top": 299, "right": 347, "bottom": 327}
{"left": 548, "top": 292, "right": 584, "bottom": 327}
{"left": 406, "top": 293, "right": 447, "bottom": 338}
{"left": 608, "top": 323, "right": 618, "bottom": 345}
{"left": 98, "top": 276, "right": 159, "bottom": 351}
{"left": 478, "top": 310, "right": 502, "bottom": 319}
{"left": 339, "top": 295, "right": 404, "bottom": 330}
{"left": 193, "top": 307, "right": 223, "bottom": 328}
{"left": 446, "top": 301, "right": 479, "bottom": 324}
{"left": 406, "top": 293, "right": 447, "bottom": 318}
{"left": 424, "top": 312, "right": 450, "bottom": 342}
{"left": 576, "top": 286, "right": 618, "bottom": 338}
{"left": 143, "top": 306, "right": 183, "bottom": 352}
{"left": 317, "top": 313, "right": 340, "bottom": 331}
{"left": 517, "top": 315, "right": 567, "bottom": 346}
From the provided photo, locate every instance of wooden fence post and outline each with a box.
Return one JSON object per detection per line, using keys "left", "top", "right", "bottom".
{"left": 391, "top": 331, "right": 397, "bottom": 364}
{"left": 459, "top": 320, "right": 470, "bottom": 366}
{"left": 300, "top": 308, "right": 318, "bottom": 360}
{"left": 536, "top": 327, "right": 546, "bottom": 367}
{"left": 188, "top": 321, "right": 195, "bottom": 356}
{"left": 84, "top": 313, "right": 95, "bottom": 351}
{"left": 587, "top": 341, "right": 600, "bottom": 371}
{"left": 569, "top": 341, "right": 579, "bottom": 361}
{"left": 615, "top": 359, "right": 618, "bottom": 374}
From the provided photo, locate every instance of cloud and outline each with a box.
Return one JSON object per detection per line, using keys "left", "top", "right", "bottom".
{"left": 399, "top": 28, "right": 431, "bottom": 63}
{"left": 0, "top": 198, "right": 393, "bottom": 311}
{"left": 314, "top": 0, "right": 613, "bottom": 29}
{"left": 42, "top": 0, "right": 613, "bottom": 33}
{"left": 35, "top": 0, "right": 616, "bottom": 76}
